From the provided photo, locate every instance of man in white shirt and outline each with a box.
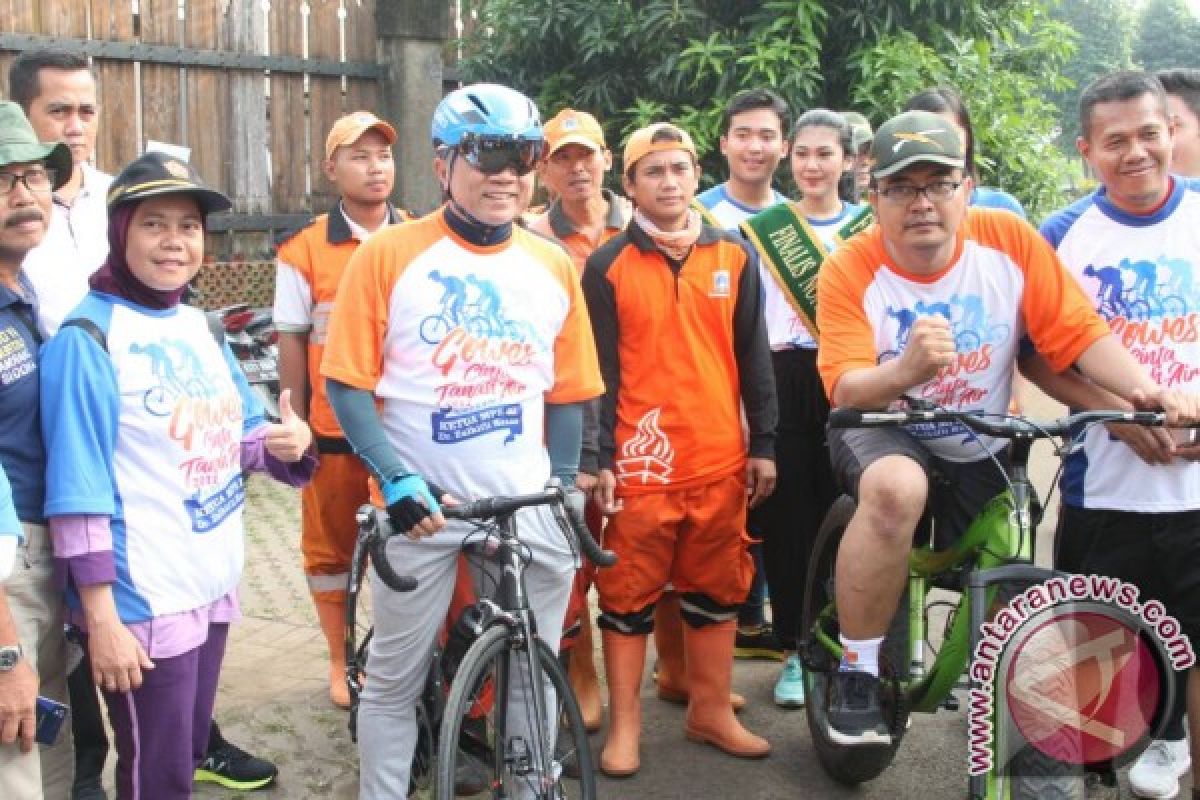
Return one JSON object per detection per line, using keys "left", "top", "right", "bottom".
{"left": 8, "top": 50, "right": 111, "bottom": 337}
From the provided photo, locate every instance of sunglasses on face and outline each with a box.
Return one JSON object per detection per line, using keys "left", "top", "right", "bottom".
{"left": 457, "top": 134, "right": 544, "bottom": 175}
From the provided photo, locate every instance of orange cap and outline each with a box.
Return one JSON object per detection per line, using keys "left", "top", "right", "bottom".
{"left": 325, "top": 111, "right": 397, "bottom": 160}
{"left": 543, "top": 108, "right": 607, "bottom": 156}
{"left": 622, "top": 122, "right": 697, "bottom": 173}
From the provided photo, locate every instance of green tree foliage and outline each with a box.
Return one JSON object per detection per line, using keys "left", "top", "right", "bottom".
{"left": 1046, "top": 0, "right": 1135, "bottom": 147}
{"left": 1133, "top": 0, "right": 1200, "bottom": 73}
{"left": 459, "top": 0, "right": 1074, "bottom": 218}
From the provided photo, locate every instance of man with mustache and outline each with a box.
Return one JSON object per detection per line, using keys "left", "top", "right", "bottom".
{"left": 0, "top": 99, "right": 74, "bottom": 800}
{"left": 274, "top": 111, "right": 407, "bottom": 711}
{"left": 816, "top": 109, "right": 1196, "bottom": 745}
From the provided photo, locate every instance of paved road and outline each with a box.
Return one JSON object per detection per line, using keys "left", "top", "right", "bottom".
{"left": 169, "top": 388, "right": 1175, "bottom": 798}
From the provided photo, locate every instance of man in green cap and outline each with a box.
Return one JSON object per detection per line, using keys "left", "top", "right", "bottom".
{"left": 815, "top": 108, "right": 1196, "bottom": 744}
{"left": 0, "top": 99, "right": 74, "bottom": 798}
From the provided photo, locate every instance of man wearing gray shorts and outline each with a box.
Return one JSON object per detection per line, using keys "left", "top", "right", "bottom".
{"left": 815, "top": 109, "right": 1200, "bottom": 746}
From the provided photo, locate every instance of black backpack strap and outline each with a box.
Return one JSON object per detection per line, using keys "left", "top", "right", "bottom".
{"left": 60, "top": 318, "right": 108, "bottom": 352}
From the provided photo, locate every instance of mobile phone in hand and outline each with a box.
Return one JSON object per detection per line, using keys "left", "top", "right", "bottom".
{"left": 35, "top": 696, "right": 68, "bottom": 745}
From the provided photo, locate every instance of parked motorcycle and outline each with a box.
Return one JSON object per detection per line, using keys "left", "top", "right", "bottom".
{"left": 211, "top": 304, "right": 281, "bottom": 422}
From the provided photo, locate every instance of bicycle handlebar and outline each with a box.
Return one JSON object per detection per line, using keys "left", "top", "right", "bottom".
{"left": 441, "top": 483, "right": 618, "bottom": 568}
{"left": 365, "top": 482, "right": 617, "bottom": 593}
{"left": 827, "top": 406, "right": 1168, "bottom": 439}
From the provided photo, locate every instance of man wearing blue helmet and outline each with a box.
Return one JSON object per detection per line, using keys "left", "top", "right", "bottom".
{"left": 321, "top": 84, "right": 604, "bottom": 797}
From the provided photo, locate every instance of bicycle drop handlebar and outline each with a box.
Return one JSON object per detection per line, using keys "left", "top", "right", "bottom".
{"left": 366, "top": 482, "right": 617, "bottom": 593}
{"left": 827, "top": 406, "right": 1169, "bottom": 439}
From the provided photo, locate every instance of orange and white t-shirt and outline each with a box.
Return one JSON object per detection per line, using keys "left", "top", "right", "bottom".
{"left": 320, "top": 210, "right": 604, "bottom": 499}
{"left": 274, "top": 204, "right": 408, "bottom": 437}
{"left": 818, "top": 208, "right": 1109, "bottom": 462}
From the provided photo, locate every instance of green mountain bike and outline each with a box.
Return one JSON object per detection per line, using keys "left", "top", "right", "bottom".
{"left": 801, "top": 405, "right": 1179, "bottom": 799}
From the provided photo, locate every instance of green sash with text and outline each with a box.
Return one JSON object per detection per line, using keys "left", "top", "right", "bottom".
{"left": 740, "top": 203, "right": 873, "bottom": 342}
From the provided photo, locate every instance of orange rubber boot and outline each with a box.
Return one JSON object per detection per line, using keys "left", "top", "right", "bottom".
{"left": 683, "top": 620, "right": 770, "bottom": 759}
{"left": 599, "top": 630, "right": 647, "bottom": 777}
{"left": 569, "top": 613, "right": 604, "bottom": 733}
{"left": 655, "top": 595, "right": 744, "bottom": 711}
{"left": 314, "top": 595, "right": 350, "bottom": 709}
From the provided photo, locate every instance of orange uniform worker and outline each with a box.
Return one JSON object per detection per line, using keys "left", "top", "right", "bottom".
{"left": 582, "top": 122, "right": 778, "bottom": 776}
{"left": 273, "top": 111, "right": 409, "bottom": 708}
{"left": 527, "top": 108, "right": 628, "bottom": 732}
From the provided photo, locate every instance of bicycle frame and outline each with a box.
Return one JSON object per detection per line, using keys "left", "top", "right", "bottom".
{"left": 808, "top": 434, "right": 1056, "bottom": 799}
{"left": 462, "top": 511, "right": 560, "bottom": 789}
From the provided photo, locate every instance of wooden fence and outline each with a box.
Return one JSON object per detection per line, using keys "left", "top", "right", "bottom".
{"left": 0, "top": 0, "right": 386, "bottom": 258}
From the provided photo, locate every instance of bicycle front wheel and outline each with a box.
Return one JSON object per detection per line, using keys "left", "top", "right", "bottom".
{"left": 435, "top": 625, "right": 596, "bottom": 799}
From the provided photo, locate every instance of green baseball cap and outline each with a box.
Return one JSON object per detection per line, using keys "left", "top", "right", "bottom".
{"left": 0, "top": 101, "right": 72, "bottom": 190}
{"left": 869, "top": 110, "right": 964, "bottom": 179}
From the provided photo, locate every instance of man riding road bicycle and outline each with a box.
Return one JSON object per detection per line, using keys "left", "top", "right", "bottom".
{"left": 319, "top": 83, "right": 603, "bottom": 798}
{"left": 814, "top": 109, "right": 1200, "bottom": 745}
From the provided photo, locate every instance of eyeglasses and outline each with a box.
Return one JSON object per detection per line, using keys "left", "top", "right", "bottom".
{"left": 457, "top": 134, "right": 544, "bottom": 176}
{"left": 875, "top": 179, "right": 962, "bottom": 204}
{"left": 0, "top": 167, "right": 55, "bottom": 196}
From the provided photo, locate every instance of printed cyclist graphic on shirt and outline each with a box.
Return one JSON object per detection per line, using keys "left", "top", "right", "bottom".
{"left": 421, "top": 270, "right": 549, "bottom": 347}
{"left": 129, "top": 338, "right": 244, "bottom": 533}
{"left": 879, "top": 294, "right": 1012, "bottom": 442}
{"left": 422, "top": 269, "right": 550, "bottom": 446}
{"left": 1080, "top": 254, "right": 1200, "bottom": 387}
{"left": 129, "top": 338, "right": 222, "bottom": 416}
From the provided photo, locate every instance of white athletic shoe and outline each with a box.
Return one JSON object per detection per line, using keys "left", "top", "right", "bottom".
{"left": 1129, "top": 738, "right": 1190, "bottom": 799}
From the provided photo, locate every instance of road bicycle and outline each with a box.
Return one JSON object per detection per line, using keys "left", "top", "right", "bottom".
{"left": 800, "top": 404, "right": 1180, "bottom": 799}
{"left": 349, "top": 481, "right": 614, "bottom": 799}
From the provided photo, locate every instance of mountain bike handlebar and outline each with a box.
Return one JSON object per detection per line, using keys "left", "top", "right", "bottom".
{"left": 827, "top": 406, "right": 1168, "bottom": 439}
{"left": 366, "top": 481, "right": 617, "bottom": 593}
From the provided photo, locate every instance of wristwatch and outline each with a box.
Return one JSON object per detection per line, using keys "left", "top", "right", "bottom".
{"left": 0, "top": 644, "right": 21, "bottom": 672}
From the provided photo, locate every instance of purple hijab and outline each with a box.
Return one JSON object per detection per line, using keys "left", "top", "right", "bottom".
{"left": 88, "top": 201, "right": 193, "bottom": 309}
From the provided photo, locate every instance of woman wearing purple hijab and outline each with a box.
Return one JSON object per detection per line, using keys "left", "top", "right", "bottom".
{"left": 39, "top": 152, "right": 317, "bottom": 799}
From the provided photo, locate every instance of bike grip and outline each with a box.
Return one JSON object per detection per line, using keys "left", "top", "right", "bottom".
{"left": 563, "top": 489, "right": 617, "bottom": 568}
{"left": 827, "top": 407, "right": 864, "bottom": 429}
{"left": 368, "top": 523, "right": 418, "bottom": 592}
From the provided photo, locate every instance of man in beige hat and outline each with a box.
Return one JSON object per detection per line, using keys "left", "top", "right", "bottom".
{"left": 584, "top": 121, "right": 777, "bottom": 775}
{"left": 274, "top": 110, "right": 407, "bottom": 710}
{"left": 528, "top": 108, "right": 627, "bottom": 732}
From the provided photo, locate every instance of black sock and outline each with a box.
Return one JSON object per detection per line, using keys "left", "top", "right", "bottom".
{"left": 207, "top": 720, "right": 225, "bottom": 754}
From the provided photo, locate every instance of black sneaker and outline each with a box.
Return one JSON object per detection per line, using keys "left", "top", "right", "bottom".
{"left": 194, "top": 740, "right": 279, "bottom": 791}
{"left": 734, "top": 623, "right": 784, "bottom": 661}
{"left": 826, "top": 670, "right": 892, "bottom": 746}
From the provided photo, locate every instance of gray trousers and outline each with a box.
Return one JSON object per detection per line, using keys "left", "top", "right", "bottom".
{"left": 0, "top": 523, "right": 73, "bottom": 800}
{"left": 358, "top": 510, "right": 574, "bottom": 799}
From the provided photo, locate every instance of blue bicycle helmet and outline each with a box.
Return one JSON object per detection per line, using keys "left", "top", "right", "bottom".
{"left": 431, "top": 83, "right": 543, "bottom": 148}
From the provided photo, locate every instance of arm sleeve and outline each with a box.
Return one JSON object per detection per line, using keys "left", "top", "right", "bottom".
{"left": 545, "top": 401, "right": 583, "bottom": 486}
{"left": 0, "top": 463, "right": 19, "bottom": 541}
{"left": 273, "top": 257, "right": 314, "bottom": 334}
{"left": 221, "top": 340, "right": 268, "bottom": 433}
{"left": 581, "top": 258, "right": 620, "bottom": 470}
{"left": 239, "top": 424, "right": 318, "bottom": 486}
{"left": 41, "top": 326, "right": 120, "bottom": 586}
{"left": 1011, "top": 218, "right": 1109, "bottom": 371}
{"left": 41, "top": 325, "right": 120, "bottom": 517}
{"left": 325, "top": 378, "right": 408, "bottom": 484}
{"left": 546, "top": 255, "right": 605, "bottom": 404}
{"left": 579, "top": 398, "right": 601, "bottom": 475}
{"left": 732, "top": 242, "right": 778, "bottom": 459}
{"left": 816, "top": 250, "right": 878, "bottom": 400}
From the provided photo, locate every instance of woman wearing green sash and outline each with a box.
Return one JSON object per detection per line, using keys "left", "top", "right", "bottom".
{"left": 741, "top": 109, "right": 869, "bottom": 708}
